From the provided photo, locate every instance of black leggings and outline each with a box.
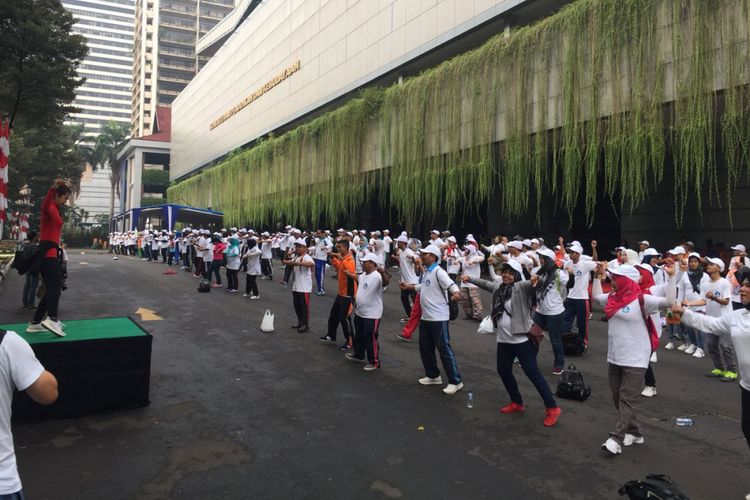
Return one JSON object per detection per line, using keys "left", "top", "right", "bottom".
{"left": 742, "top": 386, "right": 750, "bottom": 450}
{"left": 226, "top": 269, "right": 239, "bottom": 290}
{"left": 245, "top": 274, "right": 258, "bottom": 296}
{"left": 33, "top": 258, "right": 62, "bottom": 323}
{"left": 400, "top": 289, "right": 415, "bottom": 316}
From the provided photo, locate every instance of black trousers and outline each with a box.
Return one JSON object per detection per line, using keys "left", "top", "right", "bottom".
{"left": 209, "top": 261, "right": 222, "bottom": 284}
{"left": 353, "top": 315, "right": 380, "bottom": 366}
{"left": 283, "top": 264, "right": 294, "bottom": 283}
{"left": 245, "top": 274, "right": 259, "bottom": 296}
{"left": 742, "top": 386, "right": 750, "bottom": 449}
{"left": 327, "top": 295, "right": 352, "bottom": 341}
{"left": 645, "top": 363, "right": 656, "bottom": 387}
{"left": 261, "top": 258, "right": 273, "bottom": 278}
{"left": 400, "top": 289, "right": 416, "bottom": 316}
{"left": 33, "top": 258, "right": 62, "bottom": 323}
{"left": 226, "top": 269, "right": 239, "bottom": 290}
{"left": 292, "top": 291, "right": 310, "bottom": 327}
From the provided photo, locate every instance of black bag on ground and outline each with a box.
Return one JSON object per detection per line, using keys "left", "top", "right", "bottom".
{"left": 562, "top": 331, "right": 585, "bottom": 356}
{"left": 12, "top": 244, "right": 38, "bottom": 276}
{"left": 198, "top": 278, "right": 211, "bottom": 293}
{"left": 555, "top": 364, "right": 591, "bottom": 401}
{"left": 618, "top": 474, "right": 689, "bottom": 499}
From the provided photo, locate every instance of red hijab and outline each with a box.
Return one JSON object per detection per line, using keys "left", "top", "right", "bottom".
{"left": 604, "top": 274, "right": 642, "bottom": 319}
{"left": 637, "top": 267, "right": 654, "bottom": 294}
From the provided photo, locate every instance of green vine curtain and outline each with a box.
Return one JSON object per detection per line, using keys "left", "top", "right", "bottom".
{"left": 168, "top": 0, "right": 750, "bottom": 228}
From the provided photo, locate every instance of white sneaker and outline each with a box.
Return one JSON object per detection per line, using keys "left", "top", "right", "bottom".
{"left": 692, "top": 347, "right": 705, "bottom": 358}
{"left": 677, "top": 343, "right": 689, "bottom": 351}
{"left": 640, "top": 386, "right": 657, "bottom": 398}
{"left": 26, "top": 322, "right": 47, "bottom": 333}
{"left": 601, "top": 437, "right": 622, "bottom": 455}
{"left": 250, "top": 295, "right": 260, "bottom": 300}
{"left": 242, "top": 293, "right": 250, "bottom": 297}
{"left": 442, "top": 382, "right": 464, "bottom": 395}
{"left": 684, "top": 344, "right": 697, "bottom": 355}
{"left": 41, "top": 318, "right": 66, "bottom": 337}
{"left": 650, "top": 352, "right": 658, "bottom": 363}
{"left": 623, "top": 433, "right": 645, "bottom": 446}
{"left": 418, "top": 376, "right": 443, "bottom": 386}
{"left": 664, "top": 342, "right": 675, "bottom": 350}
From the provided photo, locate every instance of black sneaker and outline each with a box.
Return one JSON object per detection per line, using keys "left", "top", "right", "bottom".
{"left": 291, "top": 324, "right": 300, "bottom": 329}
{"left": 338, "top": 343, "right": 350, "bottom": 351}
{"left": 298, "top": 326, "right": 309, "bottom": 333}
{"left": 319, "top": 335, "right": 335, "bottom": 343}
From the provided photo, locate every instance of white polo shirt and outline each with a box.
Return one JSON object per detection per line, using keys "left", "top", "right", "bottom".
{"left": 292, "top": 254, "right": 314, "bottom": 292}
{"left": 398, "top": 248, "right": 419, "bottom": 285}
{"left": 565, "top": 259, "right": 598, "bottom": 299}
{"left": 355, "top": 271, "right": 383, "bottom": 319}
{"left": 415, "top": 263, "right": 459, "bottom": 321}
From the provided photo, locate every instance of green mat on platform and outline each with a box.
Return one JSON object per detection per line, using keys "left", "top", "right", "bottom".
{"left": 0, "top": 317, "right": 148, "bottom": 344}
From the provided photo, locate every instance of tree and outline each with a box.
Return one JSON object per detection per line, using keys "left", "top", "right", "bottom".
{"left": 0, "top": 0, "right": 88, "bottom": 129}
{"left": 92, "top": 121, "right": 130, "bottom": 225}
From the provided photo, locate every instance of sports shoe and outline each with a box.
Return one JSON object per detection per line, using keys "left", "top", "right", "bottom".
{"left": 418, "top": 376, "right": 442, "bottom": 385}
{"left": 41, "top": 318, "right": 66, "bottom": 337}
{"left": 677, "top": 343, "right": 689, "bottom": 351}
{"left": 399, "top": 317, "right": 410, "bottom": 323}
{"left": 721, "top": 371, "right": 738, "bottom": 382}
{"left": 543, "top": 407, "right": 561, "bottom": 427}
{"left": 242, "top": 293, "right": 250, "bottom": 297}
{"left": 363, "top": 363, "right": 378, "bottom": 372}
{"left": 640, "top": 386, "right": 657, "bottom": 398}
{"left": 692, "top": 347, "right": 705, "bottom": 358}
{"left": 650, "top": 352, "right": 658, "bottom": 363}
{"left": 707, "top": 368, "right": 725, "bottom": 378}
{"left": 297, "top": 326, "right": 309, "bottom": 333}
{"left": 442, "top": 382, "right": 464, "bottom": 395}
{"left": 345, "top": 352, "right": 366, "bottom": 363}
{"left": 500, "top": 402, "right": 525, "bottom": 414}
{"left": 337, "top": 343, "right": 350, "bottom": 351}
{"left": 552, "top": 367, "right": 564, "bottom": 376}
{"left": 664, "top": 342, "right": 675, "bottom": 350}
{"left": 601, "top": 437, "right": 622, "bottom": 455}
{"left": 250, "top": 295, "right": 260, "bottom": 300}
{"left": 319, "top": 335, "right": 335, "bottom": 343}
{"left": 394, "top": 333, "right": 411, "bottom": 342}
{"left": 26, "top": 322, "right": 47, "bottom": 333}
{"left": 623, "top": 433, "right": 645, "bottom": 446}
{"left": 227, "top": 289, "right": 238, "bottom": 293}
{"left": 210, "top": 283, "right": 222, "bottom": 288}
{"left": 684, "top": 344, "right": 697, "bottom": 355}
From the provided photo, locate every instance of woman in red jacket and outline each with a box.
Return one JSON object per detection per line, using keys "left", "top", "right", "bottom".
{"left": 26, "top": 179, "right": 71, "bottom": 337}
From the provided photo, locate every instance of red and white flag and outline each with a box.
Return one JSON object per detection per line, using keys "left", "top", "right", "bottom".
{"left": 0, "top": 119, "right": 9, "bottom": 224}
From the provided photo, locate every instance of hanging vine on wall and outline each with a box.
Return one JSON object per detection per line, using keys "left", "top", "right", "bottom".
{"left": 168, "top": 0, "right": 750, "bottom": 229}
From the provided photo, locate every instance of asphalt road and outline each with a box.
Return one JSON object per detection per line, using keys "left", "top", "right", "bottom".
{"left": 0, "top": 251, "right": 748, "bottom": 499}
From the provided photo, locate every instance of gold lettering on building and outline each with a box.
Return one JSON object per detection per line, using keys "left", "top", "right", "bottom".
{"left": 209, "top": 60, "right": 301, "bottom": 130}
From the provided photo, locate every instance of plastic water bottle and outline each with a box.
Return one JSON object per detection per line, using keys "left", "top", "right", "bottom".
{"left": 675, "top": 417, "right": 693, "bottom": 426}
{"left": 466, "top": 391, "right": 474, "bottom": 408}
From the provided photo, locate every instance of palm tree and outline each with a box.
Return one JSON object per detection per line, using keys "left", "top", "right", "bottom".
{"left": 66, "top": 123, "right": 95, "bottom": 202}
{"left": 92, "top": 121, "right": 129, "bottom": 227}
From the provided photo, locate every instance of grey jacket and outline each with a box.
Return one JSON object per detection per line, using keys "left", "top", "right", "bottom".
{"left": 470, "top": 278, "right": 534, "bottom": 334}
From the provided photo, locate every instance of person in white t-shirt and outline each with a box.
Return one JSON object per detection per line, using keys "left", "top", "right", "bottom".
{"left": 443, "top": 236, "right": 461, "bottom": 280}
{"left": 259, "top": 232, "right": 274, "bottom": 280}
{"left": 283, "top": 239, "right": 315, "bottom": 332}
{"left": 592, "top": 263, "right": 677, "bottom": 456}
{"left": 242, "top": 238, "right": 262, "bottom": 299}
{"left": 459, "top": 236, "right": 485, "bottom": 321}
{"left": 560, "top": 242, "right": 598, "bottom": 350}
{"left": 392, "top": 235, "right": 419, "bottom": 321}
{"left": 728, "top": 244, "right": 750, "bottom": 310}
{"left": 703, "top": 257, "right": 738, "bottom": 381}
{"left": 504, "top": 241, "right": 534, "bottom": 273}
{"left": 530, "top": 248, "right": 569, "bottom": 375}
{"left": 678, "top": 252, "right": 710, "bottom": 357}
{"left": 344, "top": 253, "right": 389, "bottom": 371}
{"left": 312, "top": 230, "right": 332, "bottom": 295}
{"left": 0, "top": 330, "right": 58, "bottom": 498}
{"left": 382, "top": 230, "right": 393, "bottom": 255}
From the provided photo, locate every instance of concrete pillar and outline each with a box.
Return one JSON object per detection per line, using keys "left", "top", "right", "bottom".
{"left": 130, "top": 150, "right": 143, "bottom": 209}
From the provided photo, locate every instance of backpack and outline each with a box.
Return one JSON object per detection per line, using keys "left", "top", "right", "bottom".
{"left": 562, "top": 331, "right": 585, "bottom": 356}
{"left": 198, "top": 278, "right": 211, "bottom": 293}
{"left": 619, "top": 474, "right": 689, "bottom": 500}
{"left": 555, "top": 364, "right": 591, "bottom": 401}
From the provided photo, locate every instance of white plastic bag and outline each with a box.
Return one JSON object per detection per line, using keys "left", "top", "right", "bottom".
{"left": 477, "top": 315, "right": 494, "bottom": 335}
{"left": 260, "top": 309, "right": 275, "bottom": 332}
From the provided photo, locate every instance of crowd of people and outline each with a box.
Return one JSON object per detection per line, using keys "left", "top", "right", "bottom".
{"left": 102, "top": 225, "right": 750, "bottom": 456}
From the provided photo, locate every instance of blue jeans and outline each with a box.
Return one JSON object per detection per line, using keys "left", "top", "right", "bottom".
{"left": 418, "top": 320, "right": 461, "bottom": 384}
{"left": 684, "top": 324, "right": 705, "bottom": 349}
{"left": 667, "top": 323, "right": 685, "bottom": 341}
{"left": 497, "top": 341, "right": 557, "bottom": 408}
{"left": 23, "top": 272, "right": 39, "bottom": 307}
{"left": 0, "top": 490, "right": 25, "bottom": 500}
{"left": 314, "top": 259, "right": 326, "bottom": 292}
{"left": 532, "top": 311, "right": 565, "bottom": 369}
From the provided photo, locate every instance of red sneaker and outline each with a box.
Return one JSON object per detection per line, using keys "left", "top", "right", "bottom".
{"left": 500, "top": 402, "right": 525, "bottom": 414}
{"left": 543, "top": 407, "right": 561, "bottom": 427}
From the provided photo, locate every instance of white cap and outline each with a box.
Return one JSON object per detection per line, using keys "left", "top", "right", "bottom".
{"left": 635, "top": 263, "right": 654, "bottom": 275}
{"left": 639, "top": 240, "right": 650, "bottom": 246}
{"left": 261, "top": 231, "right": 270, "bottom": 237}
{"left": 346, "top": 231, "right": 353, "bottom": 237}
{"left": 293, "top": 238, "right": 307, "bottom": 246}
{"left": 383, "top": 229, "right": 390, "bottom": 233}
{"left": 667, "top": 246, "right": 686, "bottom": 255}
{"left": 446, "top": 236, "right": 457, "bottom": 243}
{"left": 522, "top": 239, "right": 532, "bottom": 247}
{"left": 615, "top": 246, "right": 627, "bottom": 252}
{"left": 731, "top": 244, "right": 746, "bottom": 253}
{"left": 705, "top": 257, "right": 725, "bottom": 272}
{"left": 508, "top": 241, "right": 523, "bottom": 250}
{"left": 465, "top": 234, "right": 476, "bottom": 243}
{"left": 285, "top": 225, "right": 292, "bottom": 229}
{"left": 500, "top": 260, "right": 524, "bottom": 276}
{"left": 643, "top": 248, "right": 661, "bottom": 256}
{"left": 395, "top": 234, "right": 409, "bottom": 243}
{"left": 536, "top": 248, "right": 556, "bottom": 261}
{"left": 688, "top": 252, "right": 702, "bottom": 260}
{"left": 568, "top": 244, "right": 584, "bottom": 254}
{"left": 608, "top": 264, "right": 641, "bottom": 283}
{"left": 360, "top": 252, "right": 379, "bottom": 264}
{"left": 337, "top": 228, "right": 345, "bottom": 232}
{"left": 531, "top": 238, "right": 539, "bottom": 245}
{"left": 430, "top": 229, "right": 440, "bottom": 235}
{"left": 419, "top": 245, "right": 442, "bottom": 258}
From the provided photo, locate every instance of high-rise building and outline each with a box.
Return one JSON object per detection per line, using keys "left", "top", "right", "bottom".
{"left": 131, "top": 0, "right": 234, "bottom": 138}
{"left": 62, "top": 0, "right": 135, "bottom": 218}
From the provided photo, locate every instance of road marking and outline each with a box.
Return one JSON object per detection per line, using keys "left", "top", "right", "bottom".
{"left": 136, "top": 308, "right": 163, "bottom": 321}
